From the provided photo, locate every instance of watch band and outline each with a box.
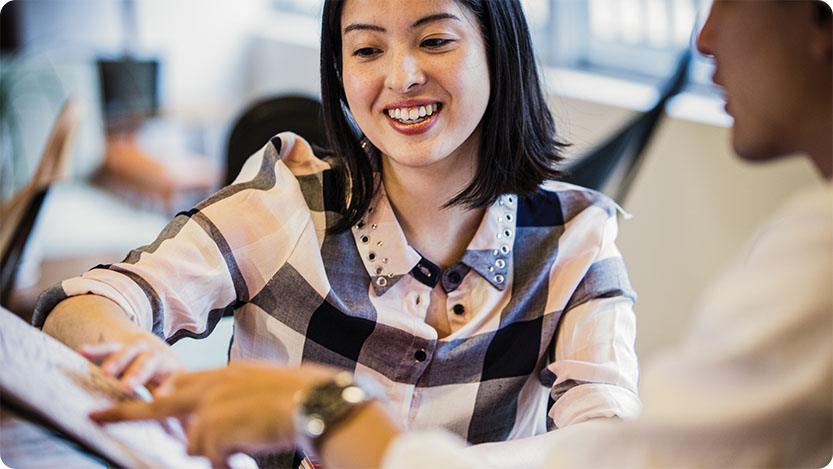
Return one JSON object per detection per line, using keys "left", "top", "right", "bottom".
{"left": 293, "top": 371, "right": 374, "bottom": 455}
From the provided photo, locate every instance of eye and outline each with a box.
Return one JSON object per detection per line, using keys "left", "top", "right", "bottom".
{"left": 353, "top": 47, "right": 381, "bottom": 58}
{"left": 421, "top": 38, "right": 454, "bottom": 49}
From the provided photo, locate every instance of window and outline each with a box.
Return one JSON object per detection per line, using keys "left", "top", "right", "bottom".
{"left": 270, "top": 0, "right": 322, "bottom": 17}
{"left": 525, "top": 0, "right": 713, "bottom": 89}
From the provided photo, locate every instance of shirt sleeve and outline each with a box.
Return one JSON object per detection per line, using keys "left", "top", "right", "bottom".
{"left": 381, "top": 430, "right": 475, "bottom": 469}
{"left": 32, "top": 138, "right": 315, "bottom": 343}
{"left": 543, "top": 205, "right": 641, "bottom": 429}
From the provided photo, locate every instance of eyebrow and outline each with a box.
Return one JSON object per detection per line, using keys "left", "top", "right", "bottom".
{"left": 343, "top": 13, "right": 461, "bottom": 35}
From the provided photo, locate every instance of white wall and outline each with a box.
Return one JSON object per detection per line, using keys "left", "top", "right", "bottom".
{"left": 133, "top": 0, "right": 266, "bottom": 116}
{"left": 556, "top": 98, "right": 818, "bottom": 359}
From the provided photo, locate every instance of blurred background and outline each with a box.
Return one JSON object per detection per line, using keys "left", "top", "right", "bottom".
{"left": 0, "top": 0, "right": 819, "bottom": 369}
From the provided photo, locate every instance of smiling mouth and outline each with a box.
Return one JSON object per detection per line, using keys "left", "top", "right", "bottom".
{"left": 385, "top": 103, "right": 440, "bottom": 124}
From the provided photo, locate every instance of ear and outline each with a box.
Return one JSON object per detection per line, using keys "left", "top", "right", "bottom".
{"left": 809, "top": 3, "right": 833, "bottom": 61}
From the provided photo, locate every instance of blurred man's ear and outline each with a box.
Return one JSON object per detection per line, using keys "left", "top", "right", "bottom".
{"left": 812, "top": 2, "right": 833, "bottom": 61}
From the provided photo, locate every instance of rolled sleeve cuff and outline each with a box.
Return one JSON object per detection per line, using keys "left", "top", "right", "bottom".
{"left": 31, "top": 272, "right": 151, "bottom": 330}
{"left": 549, "top": 383, "right": 642, "bottom": 429}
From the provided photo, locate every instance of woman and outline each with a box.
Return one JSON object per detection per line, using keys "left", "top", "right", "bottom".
{"left": 97, "top": 2, "right": 833, "bottom": 468}
{"left": 42, "top": 0, "right": 639, "bottom": 466}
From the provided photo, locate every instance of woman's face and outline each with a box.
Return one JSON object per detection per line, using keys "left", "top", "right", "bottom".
{"left": 340, "top": 0, "right": 491, "bottom": 173}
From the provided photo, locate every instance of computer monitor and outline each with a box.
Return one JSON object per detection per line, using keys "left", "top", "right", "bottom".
{"left": 97, "top": 58, "right": 159, "bottom": 132}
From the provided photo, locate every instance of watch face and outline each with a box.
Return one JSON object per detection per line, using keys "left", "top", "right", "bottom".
{"left": 303, "top": 416, "right": 326, "bottom": 437}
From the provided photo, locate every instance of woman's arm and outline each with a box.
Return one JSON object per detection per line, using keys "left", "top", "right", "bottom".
{"left": 43, "top": 294, "right": 182, "bottom": 389}
{"left": 545, "top": 203, "right": 640, "bottom": 428}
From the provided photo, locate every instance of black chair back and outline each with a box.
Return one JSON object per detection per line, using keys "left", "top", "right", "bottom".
{"left": 561, "top": 50, "right": 692, "bottom": 202}
{"left": 225, "top": 95, "right": 326, "bottom": 186}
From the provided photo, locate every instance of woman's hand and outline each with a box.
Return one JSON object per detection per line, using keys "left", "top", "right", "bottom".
{"left": 41, "top": 294, "right": 184, "bottom": 390}
{"left": 79, "top": 331, "right": 184, "bottom": 391}
{"left": 90, "top": 362, "right": 338, "bottom": 467}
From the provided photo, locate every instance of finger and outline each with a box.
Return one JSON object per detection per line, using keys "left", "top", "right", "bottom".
{"left": 189, "top": 410, "right": 238, "bottom": 469}
{"left": 90, "top": 394, "right": 194, "bottom": 423}
{"left": 120, "top": 352, "right": 155, "bottom": 390}
{"left": 162, "top": 368, "right": 229, "bottom": 397}
{"left": 150, "top": 355, "right": 185, "bottom": 387}
{"left": 151, "top": 369, "right": 223, "bottom": 402}
{"left": 202, "top": 427, "right": 231, "bottom": 469}
{"left": 100, "top": 341, "right": 147, "bottom": 377}
{"left": 78, "top": 342, "right": 123, "bottom": 361}
{"left": 207, "top": 438, "right": 231, "bottom": 469}
{"left": 186, "top": 413, "right": 205, "bottom": 458}
{"left": 155, "top": 372, "right": 179, "bottom": 397}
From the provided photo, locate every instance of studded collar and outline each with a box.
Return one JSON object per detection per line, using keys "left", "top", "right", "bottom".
{"left": 351, "top": 184, "right": 518, "bottom": 296}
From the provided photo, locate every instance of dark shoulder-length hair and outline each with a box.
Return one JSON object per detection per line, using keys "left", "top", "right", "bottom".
{"left": 320, "top": 0, "right": 568, "bottom": 234}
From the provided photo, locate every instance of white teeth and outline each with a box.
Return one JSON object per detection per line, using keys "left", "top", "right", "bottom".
{"left": 387, "top": 104, "right": 439, "bottom": 123}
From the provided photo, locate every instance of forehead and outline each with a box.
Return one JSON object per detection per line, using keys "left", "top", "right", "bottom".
{"left": 340, "top": 0, "right": 475, "bottom": 35}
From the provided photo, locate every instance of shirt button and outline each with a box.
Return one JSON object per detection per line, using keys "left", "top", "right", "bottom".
{"left": 448, "top": 271, "right": 462, "bottom": 284}
{"left": 414, "top": 349, "right": 427, "bottom": 362}
{"left": 452, "top": 304, "right": 465, "bottom": 315}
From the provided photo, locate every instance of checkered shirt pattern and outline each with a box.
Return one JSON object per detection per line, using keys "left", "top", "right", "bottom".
{"left": 34, "top": 132, "right": 640, "bottom": 453}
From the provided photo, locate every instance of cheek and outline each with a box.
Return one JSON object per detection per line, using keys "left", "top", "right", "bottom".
{"left": 456, "top": 49, "right": 490, "bottom": 102}
{"left": 342, "top": 69, "right": 372, "bottom": 116}
{"left": 450, "top": 60, "right": 490, "bottom": 125}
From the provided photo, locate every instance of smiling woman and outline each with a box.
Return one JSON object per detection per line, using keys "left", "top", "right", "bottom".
{"left": 36, "top": 1, "right": 641, "bottom": 467}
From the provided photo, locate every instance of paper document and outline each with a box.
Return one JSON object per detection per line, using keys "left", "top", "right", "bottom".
{"left": 0, "top": 306, "right": 254, "bottom": 468}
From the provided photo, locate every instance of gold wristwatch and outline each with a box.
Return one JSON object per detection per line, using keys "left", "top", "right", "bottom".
{"left": 293, "top": 371, "right": 374, "bottom": 455}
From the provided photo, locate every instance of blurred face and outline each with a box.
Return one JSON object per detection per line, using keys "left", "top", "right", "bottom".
{"left": 339, "top": 0, "right": 490, "bottom": 173}
{"left": 696, "top": 1, "right": 824, "bottom": 162}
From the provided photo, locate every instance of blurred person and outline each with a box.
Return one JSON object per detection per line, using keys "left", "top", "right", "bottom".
{"left": 36, "top": 0, "right": 642, "bottom": 466}
{"left": 93, "top": 0, "right": 833, "bottom": 468}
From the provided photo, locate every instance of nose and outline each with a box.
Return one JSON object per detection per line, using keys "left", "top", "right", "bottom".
{"left": 695, "top": 10, "right": 715, "bottom": 58}
{"left": 385, "top": 49, "right": 426, "bottom": 93}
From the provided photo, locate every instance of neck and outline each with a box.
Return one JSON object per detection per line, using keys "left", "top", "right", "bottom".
{"left": 807, "top": 67, "right": 832, "bottom": 180}
{"left": 381, "top": 153, "right": 484, "bottom": 269}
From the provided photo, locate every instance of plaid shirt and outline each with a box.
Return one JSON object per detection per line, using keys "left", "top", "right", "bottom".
{"left": 34, "top": 132, "right": 640, "bottom": 447}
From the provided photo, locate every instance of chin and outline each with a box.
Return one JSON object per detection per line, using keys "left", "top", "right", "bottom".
{"left": 732, "top": 141, "right": 787, "bottom": 163}
{"left": 731, "top": 127, "right": 778, "bottom": 162}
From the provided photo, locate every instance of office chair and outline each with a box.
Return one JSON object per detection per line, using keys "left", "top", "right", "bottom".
{"left": 225, "top": 95, "right": 326, "bottom": 186}
{"left": 1, "top": 98, "right": 84, "bottom": 308}
{"left": 561, "top": 49, "right": 692, "bottom": 203}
